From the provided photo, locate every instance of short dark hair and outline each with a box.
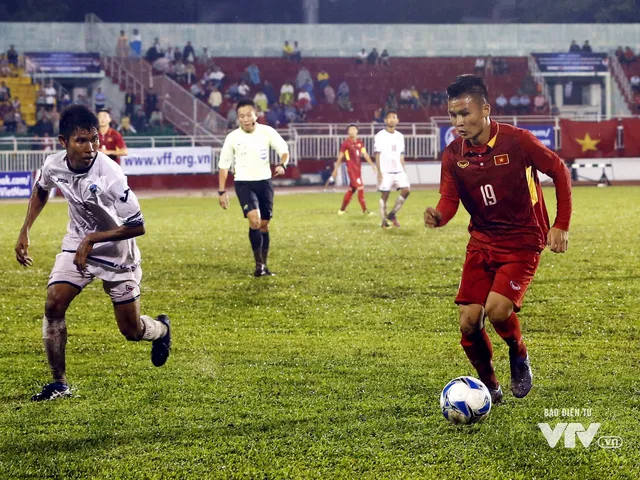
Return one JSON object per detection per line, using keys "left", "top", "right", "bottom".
{"left": 385, "top": 109, "right": 398, "bottom": 118}
{"left": 96, "top": 108, "right": 111, "bottom": 115}
{"left": 59, "top": 104, "right": 99, "bottom": 141}
{"left": 347, "top": 123, "right": 358, "bottom": 131}
{"left": 446, "top": 74, "right": 489, "bottom": 103}
{"left": 236, "top": 98, "right": 256, "bottom": 111}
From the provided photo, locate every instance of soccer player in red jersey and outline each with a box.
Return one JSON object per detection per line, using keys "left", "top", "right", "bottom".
{"left": 329, "top": 124, "right": 377, "bottom": 215}
{"left": 97, "top": 110, "right": 128, "bottom": 163}
{"left": 424, "top": 75, "right": 572, "bottom": 404}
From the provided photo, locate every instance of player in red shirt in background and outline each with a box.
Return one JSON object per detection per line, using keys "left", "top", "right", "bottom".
{"left": 327, "top": 124, "right": 377, "bottom": 215}
{"left": 97, "top": 110, "right": 128, "bottom": 163}
{"left": 424, "top": 75, "right": 572, "bottom": 404}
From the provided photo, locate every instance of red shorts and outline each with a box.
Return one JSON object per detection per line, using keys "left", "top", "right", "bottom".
{"left": 348, "top": 171, "right": 363, "bottom": 189}
{"left": 455, "top": 247, "right": 540, "bottom": 312}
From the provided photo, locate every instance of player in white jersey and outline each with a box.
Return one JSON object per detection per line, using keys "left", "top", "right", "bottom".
{"left": 14, "top": 105, "right": 171, "bottom": 401}
{"left": 374, "top": 110, "right": 411, "bottom": 229}
{"left": 218, "top": 99, "right": 289, "bottom": 277}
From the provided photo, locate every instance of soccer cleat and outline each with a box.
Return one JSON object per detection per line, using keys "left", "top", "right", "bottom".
{"left": 488, "top": 385, "right": 503, "bottom": 405}
{"left": 387, "top": 212, "right": 401, "bottom": 228}
{"left": 338, "top": 210, "right": 346, "bottom": 216}
{"left": 381, "top": 220, "right": 391, "bottom": 229}
{"left": 510, "top": 352, "right": 533, "bottom": 398}
{"left": 151, "top": 314, "right": 171, "bottom": 367}
{"left": 363, "top": 210, "right": 374, "bottom": 216}
{"left": 31, "top": 382, "right": 72, "bottom": 402}
{"left": 263, "top": 267, "right": 275, "bottom": 276}
{"left": 254, "top": 264, "right": 268, "bottom": 277}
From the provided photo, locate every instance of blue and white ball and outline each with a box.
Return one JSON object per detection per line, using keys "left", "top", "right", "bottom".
{"left": 440, "top": 376, "right": 492, "bottom": 424}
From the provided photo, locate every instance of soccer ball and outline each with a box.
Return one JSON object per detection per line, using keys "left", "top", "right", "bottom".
{"left": 439, "top": 376, "right": 492, "bottom": 425}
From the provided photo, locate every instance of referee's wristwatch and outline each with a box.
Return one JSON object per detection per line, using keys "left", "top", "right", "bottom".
{"left": 278, "top": 163, "right": 287, "bottom": 170}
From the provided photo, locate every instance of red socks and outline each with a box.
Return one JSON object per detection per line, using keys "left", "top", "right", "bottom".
{"left": 460, "top": 329, "right": 498, "bottom": 390}
{"left": 357, "top": 189, "right": 367, "bottom": 211}
{"left": 493, "top": 312, "right": 527, "bottom": 358}
{"left": 341, "top": 189, "right": 354, "bottom": 211}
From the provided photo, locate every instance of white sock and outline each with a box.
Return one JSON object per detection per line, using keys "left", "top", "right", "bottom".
{"left": 379, "top": 198, "right": 387, "bottom": 221}
{"left": 391, "top": 195, "right": 406, "bottom": 215}
{"left": 140, "top": 315, "right": 168, "bottom": 341}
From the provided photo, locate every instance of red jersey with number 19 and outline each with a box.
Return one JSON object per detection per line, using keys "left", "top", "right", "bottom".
{"left": 340, "top": 138, "right": 366, "bottom": 176}
{"left": 438, "top": 121, "right": 572, "bottom": 253}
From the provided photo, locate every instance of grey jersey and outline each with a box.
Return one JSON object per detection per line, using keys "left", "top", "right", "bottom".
{"left": 37, "top": 151, "right": 143, "bottom": 281}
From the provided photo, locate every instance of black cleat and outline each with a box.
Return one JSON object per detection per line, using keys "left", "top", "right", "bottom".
{"left": 151, "top": 314, "right": 171, "bottom": 367}
{"left": 262, "top": 267, "right": 275, "bottom": 276}
{"left": 510, "top": 352, "right": 533, "bottom": 398}
{"left": 31, "top": 382, "right": 72, "bottom": 402}
{"left": 254, "top": 264, "right": 267, "bottom": 277}
{"left": 488, "top": 385, "right": 503, "bottom": 405}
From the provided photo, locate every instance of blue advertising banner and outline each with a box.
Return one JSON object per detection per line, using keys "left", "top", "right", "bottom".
{"left": 0, "top": 171, "right": 32, "bottom": 199}
{"left": 25, "top": 52, "right": 101, "bottom": 74}
{"left": 532, "top": 53, "right": 608, "bottom": 73}
{"left": 440, "top": 124, "right": 556, "bottom": 152}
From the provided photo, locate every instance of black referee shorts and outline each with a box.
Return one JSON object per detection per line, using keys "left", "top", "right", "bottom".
{"left": 234, "top": 179, "right": 274, "bottom": 219}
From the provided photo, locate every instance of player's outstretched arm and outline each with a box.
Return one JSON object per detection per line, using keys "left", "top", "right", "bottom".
{"left": 15, "top": 185, "right": 49, "bottom": 267}
{"left": 74, "top": 224, "right": 145, "bottom": 272}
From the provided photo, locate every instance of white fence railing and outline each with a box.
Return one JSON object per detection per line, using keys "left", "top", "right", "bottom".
{"left": 0, "top": 135, "right": 226, "bottom": 151}
{"left": 290, "top": 123, "right": 437, "bottom": 136}
{"left": 297, "top": 134, "right": 438, "bottom": 159}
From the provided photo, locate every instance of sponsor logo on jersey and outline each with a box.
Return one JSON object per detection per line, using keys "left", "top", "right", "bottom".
{"left": 54, "top": 177, "right": 69, "bottom": 184}
{"left": 457, "top": 161, "right": 470, "bottom": 169}
{"left": 494, "top": 154, "right": 510, "bottom": 166}
{"left": 510, "top": 280, "right": 521, "bottom": 291}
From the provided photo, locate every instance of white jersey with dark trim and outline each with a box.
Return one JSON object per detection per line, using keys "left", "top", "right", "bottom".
{"left": 37, "top": 150, "right": 143, "bottom": 281}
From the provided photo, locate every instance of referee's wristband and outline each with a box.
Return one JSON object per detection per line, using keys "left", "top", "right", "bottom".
{"left": 278, "top": 163, "right": 287, "bottom": 170}
{"left": 218, "top": 190, "right": 226, "bottom": 196}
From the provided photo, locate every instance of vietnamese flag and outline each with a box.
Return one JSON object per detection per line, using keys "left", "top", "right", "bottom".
{"left": 559, "top": 119, "right": 618, "bottom": 159}
{"left": 621, "top": 118, "right": 640, "bottom": 157}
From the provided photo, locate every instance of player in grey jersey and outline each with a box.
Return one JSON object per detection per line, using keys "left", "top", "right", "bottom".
{"left": 14, "top": 105, "right": 172, "bottom": 401}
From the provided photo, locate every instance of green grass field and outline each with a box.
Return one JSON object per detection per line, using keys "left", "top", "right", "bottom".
{"left": 1, "top": 187, "right": 639, "bottom": 479}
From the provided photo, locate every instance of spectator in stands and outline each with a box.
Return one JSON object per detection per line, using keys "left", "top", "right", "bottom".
{"left": 266, "top": 104, "right": 281, "bottom": 128}
{"left": 519, "top": 93, "right": 531, "bottom": 114}
{"left": 386, "top": 89, "right": 398, "bottom": 111}
{"left": 380, "top": 49, "right": 390, "bottom": 66}
{"left": 296, "top": 89, "right": 312, "bottom": 112}
{"left": 145, "top": 89, "right": 158, "bottom": 119}
{"left": 3, "top": 106, "right": 16, "bottom": 133}
{"left": 238, "top": 80, "right": 251, "bottom": 98}
{"left": 152, "top": 55, "right": 171, "bottom": 73}
{"left": 44, "top": 82, "right": 56, "bottom": 111}
{"left": 209, "top": 66, "right": 225, "bottom": 88}
{"left": 292, "top": 41, "right": 302, "bottom": 63}
{"left": 145, "top": 38, "right": 163, "bottom": 62}
{"left": 183, "top": 41, "right": 196, "bottom": 64}
{"left": 508, "top": 94, "right": 521, "bottom": 115}
{"left": 355, "top": 49, "right": 367, "bottom": 64}
{"left": 174, "top": 46, "right": 183, "bottom": 62}
{"left": 246, "top": 64, "right": 261, "bottom": 85}
{"left": 324, "top": 84, "right": 336, "bottom": 104}
{"left": 7, "top": 45, "right": 18, "bottom": 67}
{"left": 125, "top": 88, "right": 136, "bottom": 117}
{"left": 300, "top": 79, "right": 316, "bottom": 106}
{"left": 149, "top": 109, "right": 164, "bottom": 126}
{"left": 226, "top": 103, "right": 238, "bottom": 129}
{"left": 494, "top": 57, "right": 509, "bottom": 75}
{"left": 77, "top": 94, "right": 90, "bottom": 108}
{"left": 0, "top": 55, "right": 12, "bottom": 77}
{"left": 534, "top": 93, "right": 547, "bottom": 113}
{"left": 59, "top": 92, "right": 72, "bottom": 111}
{"left": 631, "top": 75, "right": 640, "bottom": 92}
{"left": 373, "top": 107, "right": 384, "bottom": 124}
{"left": 474, "top": 57, "right": 485, "bottom": 76}
{"left": 623, "top": 46, "right": 636, "bottom": 65}
{"left": 130, "top": 29, "right": 142, "bottom": 58}
{"left": 254, "top": 90, "right": 268, "bottom": 112}
{"left": 337, "top": 81, "right": 353, "bottom": 111}
{"left": 42, "top": 132, "right": 55, "bottom": 152}
{"left": 399, "top": 87, "right": 417, "bottom": 110}
{"left": 569, "top": 40, "right": 580, "bottom": 53}
{"left": 282, "top": 41, "right": 294, "bottom": 60}
{"left": 116, "top": 31, "right": 128, "bottom": 58}
{"left": 132, "top": 108, "right": 148, "bottom": 132}
{"left": 581, "top": 40, "right": 592, "bottom": 53}
{"left": 11, "top": 96, "right": 21, "bottom": 112}
{"left": 35, "top": 90, "right": 46, "bottom": 111}
{"left": 0, "top": 81, "right": 9, "bottom": 101}
{"left": 227, "top": 82, "right": 241, "bottom": 102}
{"left": 94, "top": 88, "right": 106, "bottom": 111}
{"left": 484, "top": 55, "right": 494, "bottom": 76}
{"left": 495, "top": 93, "right": 507, "bottom": 114}
{"left": 317, "top": 69, "right": 330, "bottom": 92}
{"left": 279, "top": 81, "right": 295, "bottom": 106}
{"left": 185, "top": 62, "right": 196, "bottom": 84}
{"left": 615, "top": 46, "right": 624, "bottom": 63}
{"left": 191, "top": 80, "right": 204, "bottom": 98}
{"left": 263, "top": 80, "right": 277, "bottom": 106}
{"left": 296, "top": 67, "right": 313, "bottom": 89}
{"left": 117, "top": 115, "right": 137, "bottom": 135}
{"left": 165, "top": 46, "right": 174, "bottom": 61}
{"left": 367, "top": 48, "right": 379, "bottom": 65}
{"left": 174, "top": 60, "right": 187, "bottom": 83}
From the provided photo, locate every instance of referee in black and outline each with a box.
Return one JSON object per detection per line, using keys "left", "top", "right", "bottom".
{"left": 218, "top": 99, "right": 290, "bottom": 277}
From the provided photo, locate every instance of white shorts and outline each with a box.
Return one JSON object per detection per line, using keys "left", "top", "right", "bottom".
{"left": 48, "top": 252, "right": 142, "bottom": 305}
{"left": 379, "top": 172, "right": 410, "bottom": 192}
